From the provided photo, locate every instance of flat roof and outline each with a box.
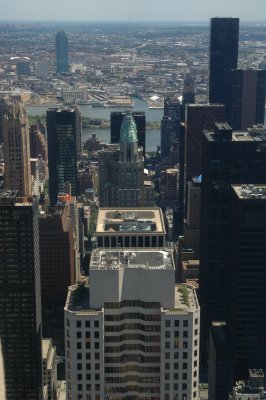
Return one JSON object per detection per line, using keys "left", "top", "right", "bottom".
{"left": 232, "top": 184, "right": 266, "bottom": 200}
{"left": 205, "top": 129, "right": 266, "bottom": 142}
{"left": 96, "top": 207, "right": 165, "bottom": 234}
{"left": 90, "top": 248, "right": 174, "bottom": 271}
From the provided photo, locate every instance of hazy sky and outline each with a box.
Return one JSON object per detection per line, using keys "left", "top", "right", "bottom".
{"left": 2, "top": 0, "right": 266, "bottom": 22}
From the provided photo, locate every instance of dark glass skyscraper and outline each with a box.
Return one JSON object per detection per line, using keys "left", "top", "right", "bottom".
{"left": 200, "top": 123, "right": 266, "bottom": 359}
{"left": 0, "top": 191, "right": 42, "bottom": 399}
{"left": 110, "top": 111, "right": 146, "bottom": 155}
{"left": 47, "top": 107, "right": 81, "bottom": 205}
{"left": 228, "top": 185, "right": 266, "bottom": 379}
{"left": 229, "top": 69, "right": 266, "bottom": 130}
{"left": 209, "top": 18, "right": 239, "bottom": 118}
{"left": 56, "top": 30, "right": 69, "bottom": 74}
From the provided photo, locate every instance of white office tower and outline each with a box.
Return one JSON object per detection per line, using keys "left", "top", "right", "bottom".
{"left": 65, "top": 248, "right": 200, "bottom": 400}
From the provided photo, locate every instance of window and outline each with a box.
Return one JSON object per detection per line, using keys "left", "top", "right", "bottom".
{"left": 77, "top": 374, "right": 82, "bottom": 381}
{"left": 95, "top": 363, "right": 100, "bottom": 370}
{"left": 174, "top": 363, "right": 179, "bottom": 370}
{"left": 174, "top": 373, "right": 178, "bottom": 380}
{"left": 77, "top": 342, "right": 82, "bottom": 349}
{"left": 95, "top": 342, "right": 99, "bottom": 349}
{"left": 86, "top": 342, "right": 90, "bottom": 349}
{"left": 76, "top": 320, "right": 81, "bottom": 328}
{"left": 183, "top": 362, "right": 187, "bottom": 370}
{"left": 95, "top": 353, "right": 100, "bottom": 360}
{"left": 86, "top": 321, "right": 90, "bottom": 328}
{"left": 165, "top": 363, "right": 170, "bottom": 370}
{"left": 94, "top": 321, "right": 99, "bottom": 328}
{"left": 76, "top": 332, "right": 82, "bottom": 339}
{"left": 165, "top": 383, "right": 169, "bottom": 390}
{"left": 195, "top": 318, "right": 198, "bottom": 325}
{"left": 183, "top": 352, "right": 188, "bottom": 359}
{"left": 77, "top": 363, "right": 82, "bottom": 370}
{"left": 95, "top": 374, "right": 100, "bottom": 380}
{"left": 183, "top": 331, "right": 188, "bottom": 338}
{"left": 77, "top": 353, "right": 82, "bottom": 360}
{"left": 86, "top": 332, "right": 90, "bottom": 338}
{"left": 165, "top": 331, "right": 170, "bottom": 338}
{"left": 86, "top": 374, "right": 91, "bottom": 380}
{"left": 165, "top": 342, "right": 170, "bottom": 349}
{"left": 165, "top": 373, "right": 170, "bottom": 380}
{"left": 182, "top": 383, "right": 187, "bottom": 390}
{"left": 86, "top": 353, "right": 91, "bottom": 360}
{"left": 183, "top": 320, "right": 188, "bottom": 327}
{"left": 174, "top": 352, "right": 179, "bottom": 359}
{"left": 174, "top": 383, "right": 178, "bottom": 390}
{"left": 86, "top": 363, "right": 91, "bottom": 370}
{"left": 66, "top": 319, "right": 70, "bottom": 326}
{"left": 174, "top": 320, "right": 179, "bottom": 327}
{"left": 165, "top": 320, "right": 171, "bottom": 328}
{"left": 194, "top": 350, "right": 198, "bottom": 357}
{"left": 165, "top": 352, "right": 170, "bottom": 359}
{"left": 95, "top": 384, "right": 100, "bottom": 391}
{"left": 94, "top": 332, "right": 99, "bottom": 339}
{"left": 194, "top": 371, "right": 197, "bottom": 377}
{"left": 182, "top": 373, "right": 187, "bottom": 380}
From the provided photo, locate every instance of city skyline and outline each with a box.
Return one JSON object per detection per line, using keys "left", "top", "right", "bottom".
{"left": 1, "top": 0, "right": 266, "bottom": 22}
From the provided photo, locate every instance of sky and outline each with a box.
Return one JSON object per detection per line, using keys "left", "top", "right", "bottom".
{"left": 2, "top": 0, "right": 266, "bottom": 22}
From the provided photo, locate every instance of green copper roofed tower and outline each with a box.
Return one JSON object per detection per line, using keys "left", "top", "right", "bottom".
{"left": 120, "top": 110, "right": 138, "bottom": 162}
{"left": 120, "top": 110, "right": 138, "bottom": 144}
{"left": 98, "top": 110, "right": 154, "bottom": 207}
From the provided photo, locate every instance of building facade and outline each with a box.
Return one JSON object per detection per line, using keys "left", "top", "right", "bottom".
{"left": 3, "top": 99, "right": 32, "bottom": 195}
{"left": 98, "top": 112, "right": 153, "bottom": 207}
{"left": 56, "top": 30, "right": 69, "bottom": 74}
{"left": 42, "top": 339, "right": 57, "bottom": 400}
{"left": 94, "top": 207, "right": 166, "bottom": 248}
{"left": 184, "top": 103, "right": 225, "bottom": 185}
{"left": 208, "top": 17, "right": 239, "bottom": 118}
{"left": 65, "top": 248, "right": 200, "bottom": 400}
{"left": 229, "top": 69, "right": 266, "bottom": 130}
{"left": 47, "top": 107, "right": 81, "bottom": 205}
{"left": 228, "top": 185, "right": 266, "bottom": 379}
{"left": 161, "top": 96, "right": 182, "bottom": 162}
{"left": 0, "top": 191, "right": 42, "bottom": 399}
{"left": 200, "top": 123, "right": 266, "bottom": 359}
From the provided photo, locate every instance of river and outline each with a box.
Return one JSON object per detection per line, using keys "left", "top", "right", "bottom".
{"left": 26, "top": 97, "right": 163, "bottom": 152}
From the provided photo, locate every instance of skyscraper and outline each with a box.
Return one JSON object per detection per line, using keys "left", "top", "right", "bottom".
{"left": 229, "top": 69, "right": 266, "bottom": 130}
{"left": 110, "top": 111, "right": 146, "bottom": 155}
{"left": 209, "top": 18, "right": 239, "bottom": 118}
{"left": 161, "top": 96, "right": 182, "bottom": 162}
{"left": 0, "top": 191, "right": 42, "bottom": 399}
{"left": 2, "top": 99, "right": 32, "bottom": 195}
{"left": 200, "top": 123, "right": 266, "bottom": 358}
{"left": 182, "top": 72, "right": 195, "bottom": 119}
{"left": 228, "top": 185, "right": 266, "bottom": 379}
{"left": 56, "top": 30, "right": 69, "bottom": 74}
{"left": 65, "top": 248, "right": 200, "bottom": 400}
{"left": 47, "top": 107, "right": 81, "bottom": 205}
{"left": 98, "top": 111, "right": 153, "bottom": 207}
{"left": 184, "top": 104, "right": 225, "bottom": 185}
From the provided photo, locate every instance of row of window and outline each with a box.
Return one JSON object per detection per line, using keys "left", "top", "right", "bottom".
{"left": 104, "top": 300, "right": 161, "bottom": 309}
{"left": 105, "top": 313, "right": 160, "bottom": 322}
{"left": 66, "top": 319, "right": 100, "bottom": 328}
{"left": 105, "top": 334, "right": 160, "bottom": 343}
